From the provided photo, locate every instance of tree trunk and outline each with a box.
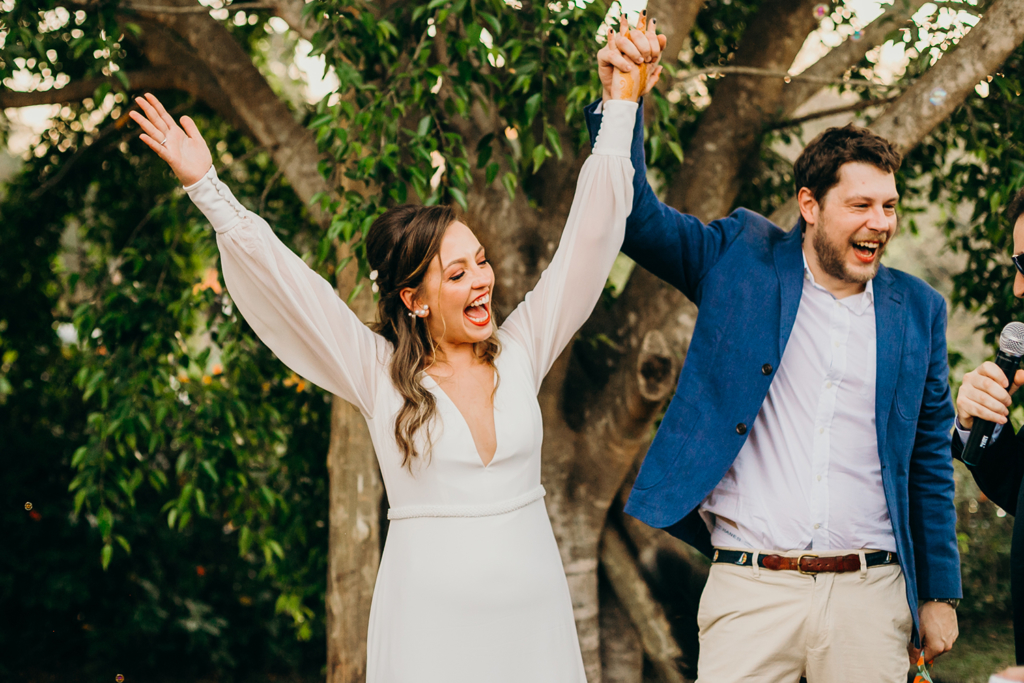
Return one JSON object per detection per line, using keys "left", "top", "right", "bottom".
{"left": 666, "top": 0, "right": 822, "bottom": 221}
{"left": 601, "top": 525, "right": 688, "bottom": 683}
{"left": 326, "top": 392, "right": 381, "bottom": 683}
{"left": 326, "top": 243, "right": 381, "bottom": 683}
{"left": 599, "top": 578, "right": 644, "bottom": 683}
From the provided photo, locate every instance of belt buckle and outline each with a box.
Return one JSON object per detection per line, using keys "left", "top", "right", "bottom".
{"left": 797, "top": 553, "right": 819, "bottom": 575}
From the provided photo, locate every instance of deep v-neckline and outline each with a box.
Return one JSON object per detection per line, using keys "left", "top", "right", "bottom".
{"left": 423, "top": 372, "right": 499, "bottom": 467}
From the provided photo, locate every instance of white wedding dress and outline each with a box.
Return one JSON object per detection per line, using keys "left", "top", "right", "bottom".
{"left": 184, "top": 101, "right": 636, "bottom": 682}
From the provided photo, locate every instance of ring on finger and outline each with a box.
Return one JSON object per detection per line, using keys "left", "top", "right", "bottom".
{"left": 159, "top": 136, "right": 168, "bottom": 146}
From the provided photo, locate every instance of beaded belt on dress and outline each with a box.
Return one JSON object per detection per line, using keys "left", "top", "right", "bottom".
{"left": 387, "top": 485, "right": 546, "bottom": 520}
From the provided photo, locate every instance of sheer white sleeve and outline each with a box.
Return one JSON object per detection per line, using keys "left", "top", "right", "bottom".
{"left": 184, "top": 168, "right": 383, "bottom": 416}
{"left": 500, "top": 100, "right": 636, "bottom": 393}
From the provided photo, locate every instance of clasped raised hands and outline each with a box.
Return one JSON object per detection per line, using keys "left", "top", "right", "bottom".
{"left": 598, "top": 11, "right": 667, "bottom": 103}
{"left": 129, "top": 93, "right": 213, "bottom": 187}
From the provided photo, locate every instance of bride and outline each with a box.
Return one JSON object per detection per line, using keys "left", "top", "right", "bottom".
{"left": 130, "top": 20, "right": 662, "bottom": 683}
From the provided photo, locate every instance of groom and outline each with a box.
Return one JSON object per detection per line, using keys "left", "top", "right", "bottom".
{"left": 591, "top": 32, "right": 961, "bottom": 682}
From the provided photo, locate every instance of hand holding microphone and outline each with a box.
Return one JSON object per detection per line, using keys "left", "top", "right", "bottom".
{"left": 958, "top": 322, "right": 1024, "bottom": 466}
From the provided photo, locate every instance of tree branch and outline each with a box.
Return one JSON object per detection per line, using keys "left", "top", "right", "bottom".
{"left": 269, "top": 0, "right": 321, "bottom": 42}
{"left": 769, "top": 95, "right": 899, "bottom": 130}
{"left": 135, "top": 0, "right": 331, "bottom": 216}
{"left": 666, "top": 0, "right": 823, "bottom": 221}
{"left": 0, "top": 69, "right": 177, "bottom": 109}
{"left": 778, "top": 0, "right": 932, "bottom": 118}
{"left": 125, "top": 1, "right": 278, "bottom": 12}
{"left": 676, "top": 65, "right": 897, "bottom": 90}
{"left": 601, "top": 526, "right": 690, "bottom": 683}
{"left": 770, "top": 0, "right": 1024, "bottom": 228}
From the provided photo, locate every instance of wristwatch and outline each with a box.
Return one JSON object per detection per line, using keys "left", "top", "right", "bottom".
{"left": 926, "top": 598, "right": 960, "bottom": 609}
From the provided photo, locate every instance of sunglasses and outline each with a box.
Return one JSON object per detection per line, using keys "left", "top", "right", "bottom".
{"left": 1015, "top": 253, "right": 1024, "bottom": 276}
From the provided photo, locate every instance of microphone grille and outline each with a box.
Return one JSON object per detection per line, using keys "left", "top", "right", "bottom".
{"left": 999, "top": 322, "right": 1024, "bottom": 356}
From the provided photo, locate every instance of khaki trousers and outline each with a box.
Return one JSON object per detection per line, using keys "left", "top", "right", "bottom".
{"left": 695, "top": 548, "right": 913, "bottom": 683}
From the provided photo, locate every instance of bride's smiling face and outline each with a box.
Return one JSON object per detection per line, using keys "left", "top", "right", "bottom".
{"left": 402, "top": 221, "right": 495, "bottom": 348}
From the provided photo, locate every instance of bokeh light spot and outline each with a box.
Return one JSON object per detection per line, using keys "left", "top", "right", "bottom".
{"left": 929, "top": 87, "right": 948, "bottom": 106}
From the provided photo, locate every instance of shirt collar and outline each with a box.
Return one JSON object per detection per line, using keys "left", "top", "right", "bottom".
{"left": 802, "top": 252, "right": 874, "bottom": 312}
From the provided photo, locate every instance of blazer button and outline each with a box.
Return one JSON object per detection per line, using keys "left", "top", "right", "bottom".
{"left": 736, "top": 423, "right": 747, "bottom": 435}
{"left": 761, "top": 363, "right": 773, "bottom": 375}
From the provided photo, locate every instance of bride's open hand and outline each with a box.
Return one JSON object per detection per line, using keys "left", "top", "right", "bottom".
{"left": 598, "top": 13, "right": 665, "bottom": 103}
{"left": 129, "top": 93, "right": 213, "bottom": 187}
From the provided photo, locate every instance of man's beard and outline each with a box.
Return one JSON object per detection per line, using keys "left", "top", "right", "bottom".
{"left": 810, "top": 213, "right": 882, "bottom": 285}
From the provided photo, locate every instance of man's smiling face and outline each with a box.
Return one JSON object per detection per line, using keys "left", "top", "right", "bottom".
{"left": 803, "top": 161, "right": 899, "bottom": 292}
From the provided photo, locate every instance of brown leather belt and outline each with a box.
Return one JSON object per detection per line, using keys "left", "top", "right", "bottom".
{"left": 712, "top": 548, "right": 898, "bottom": 574}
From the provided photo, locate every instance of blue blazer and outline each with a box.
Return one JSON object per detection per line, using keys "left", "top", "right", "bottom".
{"left": 585, "top": 101, "right": 961, "bottom": 632}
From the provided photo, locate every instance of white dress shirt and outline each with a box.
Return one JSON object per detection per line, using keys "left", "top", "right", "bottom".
{"left": 700, "top": 256, "right": 897, "bottom": 553}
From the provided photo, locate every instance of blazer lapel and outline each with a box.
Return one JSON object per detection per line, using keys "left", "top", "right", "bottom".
{"left": 873, "top": 265, "right": 905, "bottom": 459}
{"left": 774, "top": 227, "right": 805, "bottom": 355}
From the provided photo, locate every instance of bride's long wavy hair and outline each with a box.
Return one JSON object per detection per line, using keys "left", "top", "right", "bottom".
{"left": 365, "top": 205, "right": 500, "bottom": 467}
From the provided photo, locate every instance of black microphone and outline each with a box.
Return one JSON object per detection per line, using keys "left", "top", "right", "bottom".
{"left": 962, "top": 321, "right": 1024, "bottom": 466}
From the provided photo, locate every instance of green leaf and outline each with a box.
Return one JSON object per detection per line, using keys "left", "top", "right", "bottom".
{"left": 114, "top": 69, "right": 130, "bottom": 92}
{"left": 532, "top": 145, "right": 548, "bottom": 173}
{"left": 417, "top": 115, "right": 433, "bottom": 138}
{"left": 476, "top": 144, "right": 493, "bottom": 169}
{"left": 649, "top": 135, "right": 662, "bottom": 165}
{"left": 97, "top": 506, "right": 113, "bottom": 539}
{"left": 480, "top": 12, "right": 502, "bottom": 37}
{"left": 545, "top": 126, "right": 563, "bottom": 160}
{"left": 308, "top": 113, "right": 334, "bottom": 130}
{"left": 486, "top": 162, "right": 499, "bottom": 185}
{"left": 201, "top": 460, "right": 219, "bottom": 484}
{"left": 73, "top": 489, "right": 88, "bottom": 516}
{"left": 668, "top": 140, "right": 684, "bottom": 164}
{"left": 101, "top": 543, "right": 113, "bottom": 570}
{"left": 449, "top": 186, "right": 468, "bottom": 211}
{"left": 114, "top": 535, "right": 131, "bottom": 554}
{"left": 239, "top": 526, "right": 254, "bottom": 556}
{"left": 524, "top": 93, "right": 542, "bottom": 126}
{"left": 71, "top": 446, "right": 89, "bottom": 468}
{"left": 502, "top": 172, "right": 517, "bottom": 201}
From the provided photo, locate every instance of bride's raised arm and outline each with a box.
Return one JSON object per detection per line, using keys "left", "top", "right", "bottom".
{"left": 499, "top": 18, "right": 661, "bottom": 392}
{"left": 131, "top": 94, "right": 381, "bottom": 416}
{"left": 498, "top": 100, "right": 635, "bottom": 393}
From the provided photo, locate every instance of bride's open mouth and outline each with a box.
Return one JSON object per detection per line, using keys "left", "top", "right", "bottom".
{"left": 464, "top": 292, "right": 491, "bottom": 327}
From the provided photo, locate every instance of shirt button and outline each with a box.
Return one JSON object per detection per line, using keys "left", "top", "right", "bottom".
{"left": 817, "top": 475, "right": 822, "bottom": 481}
{"left": 834, "top": 341, "right": 841, "bottom": 348}
{"left": 825, "top": 381, "right": 833, "bottom": 389}
{"left": 814, "top": 523, "right": 821, "bottom": 529}
{"left": 818, "top": 427, "right": 824, "bottom": 434}
{"left": 762, "top": 363, "right": 773, "bottom": 375}
{"left": 736, "top": 423, "right": 747, "bottom": 435}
